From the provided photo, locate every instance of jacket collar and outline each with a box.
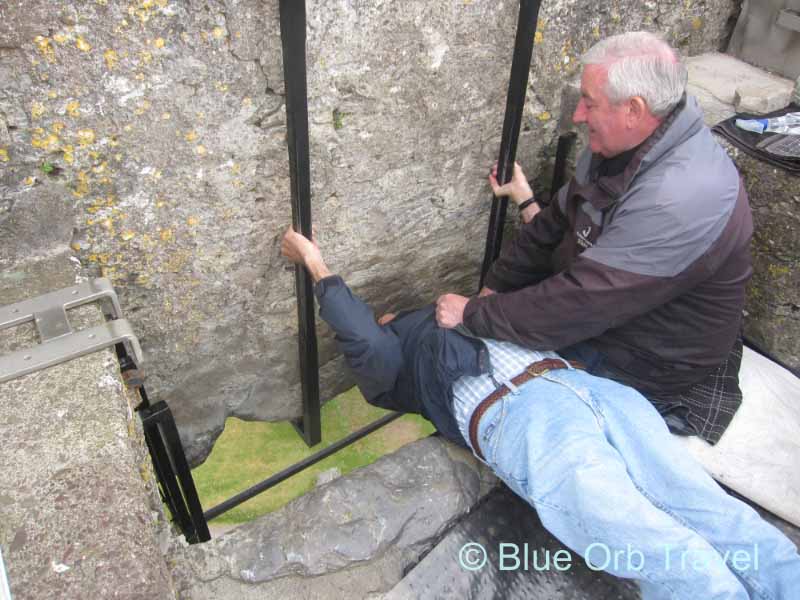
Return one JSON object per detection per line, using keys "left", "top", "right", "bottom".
{"left": 575, "top": 94, "right": 700, "bottom": 211}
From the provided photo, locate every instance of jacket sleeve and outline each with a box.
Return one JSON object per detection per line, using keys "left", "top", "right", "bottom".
{"left": 483, "top": 193, "right": 569, "bottom": 292}
{"left": 464, "top": 196, "right": 728, "bottom": 350}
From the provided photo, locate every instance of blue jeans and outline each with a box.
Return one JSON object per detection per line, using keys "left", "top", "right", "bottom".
{"left": 457, "top": 368, "right": 800, "bottom": 599}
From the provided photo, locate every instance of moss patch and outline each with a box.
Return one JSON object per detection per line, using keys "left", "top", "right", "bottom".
{"left": 193, "top": 387, "right": 435, "bottom": 524}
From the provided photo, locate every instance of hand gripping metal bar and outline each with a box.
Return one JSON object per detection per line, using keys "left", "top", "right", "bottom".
{"left": 479, "top": 0, "right": 544, "bottom": 290}
{"left": 279, "top": 0, "right": 322, "bottom": 447}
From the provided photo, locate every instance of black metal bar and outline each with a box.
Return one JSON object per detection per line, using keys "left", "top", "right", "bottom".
{"left": 141, "top": 401, "right": 211, "bottom": 543}
{"left": 141, "top": 405, "right": 193, "bottom": 534}
{"left": 479, "top": 0, "right": 543, "bottom": 291}
{"left": 154, "top": 403, "right": 211, "bottom": 543}
{"left": 279, "top": 0, "right": 321, "bottom": 448}
{"left": 548, "top": 131, "right": 577, "bottom": 206}
{"left": 204, "top": 412, "right": 403, "bottom": 522}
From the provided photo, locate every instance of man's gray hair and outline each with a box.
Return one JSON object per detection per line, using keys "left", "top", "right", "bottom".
{"left": 581, "top": 31, "right": 688, "bottom": 118}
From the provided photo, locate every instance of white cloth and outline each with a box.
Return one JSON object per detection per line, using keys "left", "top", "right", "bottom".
{"left": 675, "top": 346, "right": 800, "bottom": 527}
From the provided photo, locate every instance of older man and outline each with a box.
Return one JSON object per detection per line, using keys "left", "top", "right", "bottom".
{"left": 438, "top": 31, "right": 752, "bottom": 445}
{"left": 426, "top": 30, "right": 800, "bottom": 597}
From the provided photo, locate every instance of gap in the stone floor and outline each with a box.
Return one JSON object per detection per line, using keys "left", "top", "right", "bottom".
{"left": 192, "top": 386, "right": 435, "bottom": 530}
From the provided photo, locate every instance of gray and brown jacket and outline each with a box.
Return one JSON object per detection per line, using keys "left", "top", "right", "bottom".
{"left": 464, "top": 96, "right": 754, "bottom": 443}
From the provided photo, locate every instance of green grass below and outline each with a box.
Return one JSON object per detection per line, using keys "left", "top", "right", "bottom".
{"left": 193, "top": 387, "right": 435, "bottom": 525}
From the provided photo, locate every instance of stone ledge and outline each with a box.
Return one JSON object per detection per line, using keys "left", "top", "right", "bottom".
{"left": 0, "top": 254, "right": 176, "bottom": 599}
{"left": 170, "top": 436, "right": 498, "bottom": 599}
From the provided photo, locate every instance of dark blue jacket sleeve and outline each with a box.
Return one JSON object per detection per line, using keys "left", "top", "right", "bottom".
{"left": 314, "top": 275, "right": 404, "bottom": 403}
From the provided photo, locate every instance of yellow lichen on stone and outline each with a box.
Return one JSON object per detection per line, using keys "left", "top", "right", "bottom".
{"left": 242, "top": 97, "right": 252, "bottom": 106}
{"left": 135, "top": 73, "right": 145, "bottom": 81}
{"left": 0, "top": 149, "right": 8, "bottom": 162}
{"left": 34, "top": 36, "right": 56, "bottom": 62}
{"left": 123, "top": 124, "right": 133, "bottom": 132}
{"left": 121, "top": 230, "right": 136, "bottom": 241}
{"left": 53, "top": 33, "right": 69, "bottom": 45}
{"left": 104, "top": 49, "right": 119, "bottom": 70}
{"left": 76, "top": 36, "right": 92, "bottom": 52}
{"left": 77, "top": 129, "right": 96, "bottom": 146}
{"left": 184, "top": 130, "right": 198, "bottom": 142}
{"left": 195, "top": 145, "right": 207, "bottom": 156}
{"left": 187, "top": 216, "right": 199, "bottom": 226}
{"left": 153, "top": 37, "right": 166, "bottom": 49}
{"left": 73, "top": 171, "right": 90, "bottom": 197}
{"left": 140, "top": 50, "right": 153, "bottom": 65}
{"left": 592, "top": 25, "right": 601, "bottom": 39}
{"left": 691, "top": 17, "right": 703, "bottom": 30}
{"left": 212, "top": 27, "right": 226, "bottom": 40}
{"left": 48, "top": 90, "right": 58, "bottom": 99}
{"left": 66, "top": 100, "right": 81, "bottom": 117}
{"left": 62, "top": 145, "right": 75, "bottom": 164}
{"left": 534, "top": 31, "right": 543, "bottom": 44}
{"left": 31, "top": 102, "right": 46, "bottom": 119}
{"left": 134, "top": 99, "right": 152, "bottom": 115}
{"left": 160, "top": 228, "right": 174, "bottom": 242}
{"left": 215, "top": 82, "right": 228, "bottom": 92}
{"left": 161, "top": 112, "right": 171, "bottom": 120}
{"left": 51, "top": 122, "right": 66, "bottom": 134}
{"left": 24, "top": 176, "right": 35, "bottom": 186}
{"left": 768, "top": 263, "right": 790, "bottom": 277}
{"left": 31, "top": 129, "right": 60, "bottom": 152}
{"left": 537, "top": 111, "right": 551, "bottom": 121}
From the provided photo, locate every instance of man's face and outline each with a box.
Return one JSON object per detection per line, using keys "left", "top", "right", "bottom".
{"left": 572, "top": 64, "right": 631, "bottom": 158}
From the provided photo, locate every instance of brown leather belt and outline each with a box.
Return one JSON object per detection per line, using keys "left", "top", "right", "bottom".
{"left": 468, "top": 358, "right": 585, "bottom": 461}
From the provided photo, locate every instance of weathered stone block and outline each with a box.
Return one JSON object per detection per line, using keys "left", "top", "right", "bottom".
{"left": 170, "top": 436, "right": 497, "bottom": 597}
{"left": 734, "top": 83, "right": 793, "bottom": 115}
{"left": 0, "top": 257, "right": 175, "bottom": 600}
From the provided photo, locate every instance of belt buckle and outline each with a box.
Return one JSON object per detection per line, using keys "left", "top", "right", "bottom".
{"left": 526, "top": 363, "right": 548, "bottom": 378}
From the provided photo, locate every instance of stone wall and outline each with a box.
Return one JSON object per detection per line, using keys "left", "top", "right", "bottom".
{"left": 0, "top": 0, "right": 740, "bottom": 464}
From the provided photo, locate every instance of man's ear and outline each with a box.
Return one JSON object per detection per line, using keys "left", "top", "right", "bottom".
{"left": 627, "top": 96, "right": 648, "bottom": 126}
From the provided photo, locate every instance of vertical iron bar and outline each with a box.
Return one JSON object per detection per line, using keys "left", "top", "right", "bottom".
{"left": 478, "top": 0, "right": 543, "bottom": 290}
{"left": 549, "top": 131, "right": 577, "bottom": 206}
{"left": 279, "top": 0, "right": 321, "bottom": 447}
